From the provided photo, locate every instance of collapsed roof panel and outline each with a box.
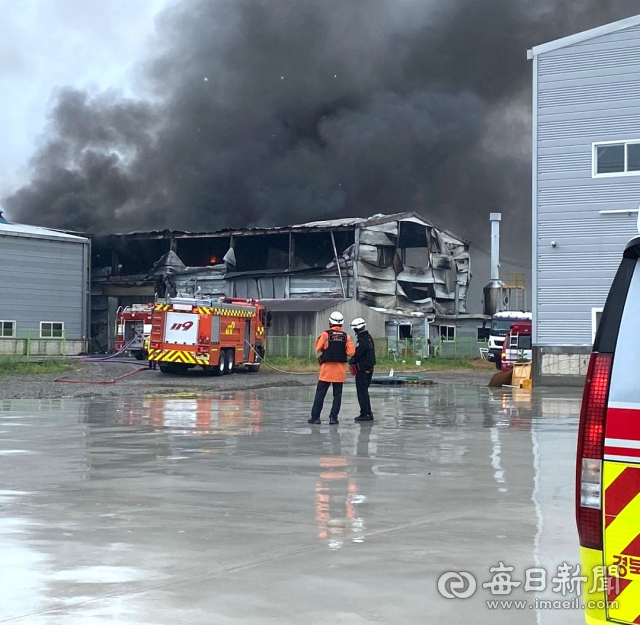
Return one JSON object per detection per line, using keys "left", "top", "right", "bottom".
{"left": 358, "top": 229, "right": 397, "bottom": 247}
{"left": 357, "top": 260, "right": 396, "bottom": 281}
{"left": 358, "top": 275, "right": 397, "bottom": 296}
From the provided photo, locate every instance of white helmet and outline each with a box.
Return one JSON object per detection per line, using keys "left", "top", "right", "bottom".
{"left": 329, "top": 311, "right": 344, "bottom": 326}
{"left": 351, "top": 317, "right": 366, "bottom": 331}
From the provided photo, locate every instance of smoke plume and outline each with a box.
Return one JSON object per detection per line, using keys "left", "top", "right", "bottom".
{"left": 3, "top": 0, "right": 638, "bottom": 260}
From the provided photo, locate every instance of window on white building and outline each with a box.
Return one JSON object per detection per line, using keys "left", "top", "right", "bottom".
{"left": 40, "top": 322, "right": 64, "bottom": 339}
{"left": 591, "top": 308, "right": 603, "bottom": 344}
{"left": 0, "top": 321, "right": 15, "bottom": 338}
{"left": 398, "top": 323, "right": 413, "bottom": 339}
{"left": 593, "top": 140, "right": 640, "bottom": 176}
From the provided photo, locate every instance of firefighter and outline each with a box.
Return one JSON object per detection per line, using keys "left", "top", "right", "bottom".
{"left": 145, "top": 336, "right": 157, "bottom": 370}
{"left": 308, "top": 311, "right": 355, "bottom": 426}
{"left": 349, "top": 318, "right": 376, "bottom": 422}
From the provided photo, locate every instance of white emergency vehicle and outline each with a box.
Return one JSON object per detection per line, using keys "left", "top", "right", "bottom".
{"left": 577, "top": 235, "right": 640, "bottom": 624}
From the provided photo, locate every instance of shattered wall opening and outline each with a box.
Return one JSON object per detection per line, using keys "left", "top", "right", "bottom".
{"left": 356, "top": 215, "right": 469, "bottom": 314}
{"left": 234, "top": 233, "right": 290, "bottom": 272}
{"left": 175, "top": 236, "right": 231, "bottom": 267}
{"left": 116, "top": 239, "right": 171, "bottom": 276}
{"left": 292, "top": 231, "right": 354, "bottom": 270}
{"left": 91, "top": 236, "right": 114, "bottom": 270}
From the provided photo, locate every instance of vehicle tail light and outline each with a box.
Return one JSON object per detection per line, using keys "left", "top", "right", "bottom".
{"left": 151, "top": 342, "right": 161, "bottom": 349}
{"left": 576, "top": 352, "right": 612, "bottom": 550}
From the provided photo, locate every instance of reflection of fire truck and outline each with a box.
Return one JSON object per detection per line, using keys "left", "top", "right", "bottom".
{"left": 115, "top": 304, "right": 154, "bottom": 360}
{"left": 149, "top": 296, "right": 268, "bottom": 375}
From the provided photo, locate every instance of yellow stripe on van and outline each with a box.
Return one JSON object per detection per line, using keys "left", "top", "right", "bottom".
{"left": 603, "top": 462, "right": 640, "bottom": 624}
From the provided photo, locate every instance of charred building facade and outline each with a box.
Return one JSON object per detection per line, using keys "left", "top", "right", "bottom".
{"left": 91, "top": 213, "right": 471, "bottom": 352}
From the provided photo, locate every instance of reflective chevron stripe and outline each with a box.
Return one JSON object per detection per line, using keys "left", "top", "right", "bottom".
{"left": 212, "top": 307, "right": 255, "bottom": 317}
{"left": 155, "top": 303, "right": 254, "bottom": 316}
{"left": 604, "top": 462, "right": 640, "bottom": 623}
{"left": 148, "top": 348, "right": 209, "bottom": 365}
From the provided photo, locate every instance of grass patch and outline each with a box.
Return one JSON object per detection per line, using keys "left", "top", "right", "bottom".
{"left": 263, "top": 357, "right": 320, "bottom": 373}
{"left": 0, "top": 358, "right": 72, "bottom": 376}
{"left": 263, "top": 356, "right": 493, "bottom": 373}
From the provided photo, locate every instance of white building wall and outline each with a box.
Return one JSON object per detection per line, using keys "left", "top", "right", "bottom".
{"left": 533, "top": 23, "right": 640, "bottom": 348}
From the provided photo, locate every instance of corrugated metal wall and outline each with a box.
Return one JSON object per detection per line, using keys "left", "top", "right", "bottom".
{"left": 322, "top": 299, "right": 386, "bottom": 338}
{"left": 0, "top": 235, "right": 88, "bottom": 339}
{"left": 535, "top": 25, "right": 640, "bottom": 346}
{"left": 269, "top": 312, "right": 316, "bottom": 337}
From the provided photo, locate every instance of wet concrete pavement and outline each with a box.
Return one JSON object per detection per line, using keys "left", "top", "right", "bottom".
{"left": 0, "top": 384, "right": 583, "bottom": 624}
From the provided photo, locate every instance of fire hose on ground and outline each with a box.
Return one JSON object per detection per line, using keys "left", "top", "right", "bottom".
{"left": 54, "top": 367, "right": 148, "bottom": 385}
{"left": 243, "top": 341, "right": 433, "bottom": 378}
{"left": 244, "top": 341, "right": 317, "bottom": 376}
{"left": 55, "top": 334, "right": 149, "bottom": 384}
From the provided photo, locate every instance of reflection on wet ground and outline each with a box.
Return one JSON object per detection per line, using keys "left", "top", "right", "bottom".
{"left": 0, "top": 384, "right": 583, "bottom": 624}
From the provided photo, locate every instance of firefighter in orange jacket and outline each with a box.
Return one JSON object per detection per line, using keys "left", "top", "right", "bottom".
{"left": 308, "top": 311, "right": 356, "bottom": 426}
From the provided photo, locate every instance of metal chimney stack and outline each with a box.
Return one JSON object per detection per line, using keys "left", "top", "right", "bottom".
{"left": 483, "top": 212, "right": 504, "bottom": 316}
{"left": 490, "top": 212, "right": 501, "bottom": 281}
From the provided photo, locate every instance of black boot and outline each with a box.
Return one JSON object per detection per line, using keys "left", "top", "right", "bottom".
{"left": 354, "top": 414, "right": 374, "bottom": 422}
{"left": 329, "top": 417, "right": 339, "bottom": 425}
{"left": 308, "top": 417, "right": 321, "bottom": 425}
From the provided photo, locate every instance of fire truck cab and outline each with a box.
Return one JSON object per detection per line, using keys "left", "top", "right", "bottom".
{"left": 148, "top": 296, "right": 267, "bottom": 375}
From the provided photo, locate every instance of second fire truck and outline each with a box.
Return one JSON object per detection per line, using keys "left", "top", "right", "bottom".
{"left": 115, "top": 304, "right": 154, "bottom": 360}
{"left": 148, "top": 295, "right": 268, "bottom": 375}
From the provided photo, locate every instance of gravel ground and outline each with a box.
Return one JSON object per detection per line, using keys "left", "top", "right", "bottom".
{"left": 0, "top": 359, "right": 494, "bottom": 399}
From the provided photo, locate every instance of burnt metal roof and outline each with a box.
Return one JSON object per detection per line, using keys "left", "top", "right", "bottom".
{"left": 93, "top": 211, "right": 467, "bottom": 245}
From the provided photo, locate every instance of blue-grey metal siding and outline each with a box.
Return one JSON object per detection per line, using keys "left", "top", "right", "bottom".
{"left": 0, "top": 235, "right": 89, "bottom": 339}
{"left": 535, "top": 24, "right": 640, "bottom": 346}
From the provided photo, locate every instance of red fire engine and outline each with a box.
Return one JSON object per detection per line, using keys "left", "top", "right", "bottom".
{"left": 115, "top": 304, "right": 154, "bottom": 360}
{"left": 500, "top": 322, "right": 532, "bottom": 372}
{"left": 148, "top": 296, "right": 268, "bottom": 374}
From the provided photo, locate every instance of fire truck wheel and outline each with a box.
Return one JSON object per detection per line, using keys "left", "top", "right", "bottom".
{"left": 132, "top": 350, "right": 145, "bottom": 361}
{"left": 213, "top": 353, "right": 226, "bottom": 376}
{"left": 224, "top": 349, "right": 234, "bottom": 375}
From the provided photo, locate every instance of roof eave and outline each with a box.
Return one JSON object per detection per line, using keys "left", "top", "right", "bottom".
{"left": 528, "top": 14, "right": 640, "bottom": 58}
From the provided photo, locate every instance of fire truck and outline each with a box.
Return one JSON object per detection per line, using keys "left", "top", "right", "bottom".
{"left": 500, "top": 321, "right": 532, "bottom": 372}
{"left": 148, "top": 296, "right": 268, "bottom": 375}
{"left": 115, "top": 304, "right": 154, "bottom": 360}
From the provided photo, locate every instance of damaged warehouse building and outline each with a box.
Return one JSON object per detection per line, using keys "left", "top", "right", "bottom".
{"left": 91, "top": 212, "right": 485, "bottom": 356}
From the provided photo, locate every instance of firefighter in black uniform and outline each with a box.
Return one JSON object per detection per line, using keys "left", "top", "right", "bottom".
{"left": 349, "top": 318, "right": 376, "bottom": 422}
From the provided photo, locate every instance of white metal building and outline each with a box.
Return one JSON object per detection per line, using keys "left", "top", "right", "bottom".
{"left": 529, "top": 15, "right": 640, "bottom": 385}
{"left": 0, "top": 221, "right": 91, "bottom": 356}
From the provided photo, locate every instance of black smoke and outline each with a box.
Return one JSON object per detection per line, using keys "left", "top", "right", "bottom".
{"left": 3, "top": 0, "right": 638, "bottom": 261}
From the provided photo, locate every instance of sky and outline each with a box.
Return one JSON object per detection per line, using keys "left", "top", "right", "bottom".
{"left": 1, "top": 0, "right": 637, "bottom": 268}
{"left": 0, "top": 0, "right": 167, "bottom": 194}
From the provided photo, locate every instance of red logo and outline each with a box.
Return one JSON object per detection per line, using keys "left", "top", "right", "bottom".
{"left": 170, "top": 321, "right": 194, "bottom": 331}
